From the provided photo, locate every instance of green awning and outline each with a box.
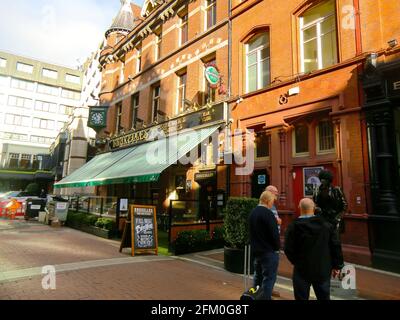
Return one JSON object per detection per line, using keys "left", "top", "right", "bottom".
{"left": 53, "top": 147, "right": 134, "bottom": 188}
{"left": 54, "top": 124, "right": 220, "bottom": 189}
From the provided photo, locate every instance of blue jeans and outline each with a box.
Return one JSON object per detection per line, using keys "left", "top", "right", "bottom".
{"left": 293, "top": 268, "right": 331, "bottom": 300}
{"left": 253, "top": 251, "right": 279, "bottom": 300}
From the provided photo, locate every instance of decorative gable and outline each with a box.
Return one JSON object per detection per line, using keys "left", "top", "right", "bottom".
{"left": 141, "top": 0, "right": 164, "bottom": 17}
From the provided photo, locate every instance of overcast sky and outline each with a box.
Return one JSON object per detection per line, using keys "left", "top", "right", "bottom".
{"left": 0, "top": 0, "right": 144, "bottom": 69}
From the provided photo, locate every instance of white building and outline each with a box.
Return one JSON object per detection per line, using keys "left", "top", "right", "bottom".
{"left": 0, "top": 50, "right": 82, "bottom": 191}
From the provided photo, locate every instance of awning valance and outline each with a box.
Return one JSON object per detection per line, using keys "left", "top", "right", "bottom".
{"left": 54, "top": 124, "right": 221, "bottom": 189}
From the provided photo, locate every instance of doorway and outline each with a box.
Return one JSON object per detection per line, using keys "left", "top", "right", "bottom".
{"left": 251, "top": 169, "right": 270, "bottom": 199}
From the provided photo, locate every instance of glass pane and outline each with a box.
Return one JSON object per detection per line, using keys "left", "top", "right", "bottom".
{"left": 256, "top": 133, "right": 269, "bottom": 158}
{"left": 247, "top": 64, "right": 257, "bottom": 92}
{"left": 302, "top": 0, "right": 335, "bottom": 26}
{"left": 321, "top": 31, "right": 338, "bottom": 68}
{"left": 248, "top": 33, "right": 267, "bottom": 52}
{"left": 261, "top": 48, "right": 270, "bottom": 60}
{"left": 303, "top": 25, "right": 317, "bottom": 42}
{"left": 261, "top": 60, "right": 270, "bottom": 87}
{"left": 319, "top": 121, "right": 335, "bottom": 151}
{"left": 247, "top": 52, "right": 257, "bottom": 65}
{"left": 303, "top": 39, "right": 318, "bottom": 72}
{"left": 321, "top": 15, "right": 336, "bottom": 34}
{"left": 295, "top": 125, "right": 309, "bottom": 153}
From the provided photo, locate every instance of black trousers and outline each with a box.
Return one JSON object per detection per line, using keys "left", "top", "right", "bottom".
{"left": 293, "top": 268, "right": 331, "bottom": 300}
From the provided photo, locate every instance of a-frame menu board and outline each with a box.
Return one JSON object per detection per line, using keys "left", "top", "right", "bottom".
{"left": 130, "top": 205, "right": 158, "bottom": 257}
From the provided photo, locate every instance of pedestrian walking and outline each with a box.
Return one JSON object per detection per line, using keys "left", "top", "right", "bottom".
{"left": 265, "top": 185, "right": 282, "bottom": 298}
{"left": 313, "top": 170, "right": 347, "bottom": 233}
{"left": 284, "top": 198, "right": 344, "bottom": 300}
{"left": 249, "top": 191, "right": 281, "bottom": 300}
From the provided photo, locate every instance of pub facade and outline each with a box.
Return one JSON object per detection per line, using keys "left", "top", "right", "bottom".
{"left": 55, "top": 0, "right": 231, "bottom": 239}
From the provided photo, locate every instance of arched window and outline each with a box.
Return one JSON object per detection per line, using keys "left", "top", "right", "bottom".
{"left": 299, "top": 0, "right": 338, "bottom": 72}
{"left": 245, "top": 32, "right": 270, "bottom": 93}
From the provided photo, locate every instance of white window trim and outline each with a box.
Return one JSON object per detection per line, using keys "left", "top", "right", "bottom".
{"left": 176, "top": 73, "right": 187, "bottom": 115}
{"left": 131, "top": 95, "right": 139, "bottom": 128}
{"left": 155, "top": 34, "right": 162, "bottom": 61}
{"left": 300, "top": 11, "right": 336, "bottom": 73}
{"left": 316, "top": 120, "right": 336, "bottom": 155}
{"left": 204, "top": 0, "right": 217, "bottom": 31}
{"left": 292, "top": 126, "right": 310, "bottom": 157}
{"left": 245, "top": 35, "right": 270, "bottom": 93}
{"left": 152, "top": 86, "right": 160, "bottom": 122}
{"left": 136, "top": 47, "right": 142, "bottom": 74}
{"left": 179, "top": 14, "right": 188, "bottom": 47}
{"left": 116, "top": 104, "right": 123, "bottom": 133}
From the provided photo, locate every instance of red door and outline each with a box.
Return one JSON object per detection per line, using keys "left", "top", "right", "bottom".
{"left": 292, "top": 165, "right": 337, "bottom": 217}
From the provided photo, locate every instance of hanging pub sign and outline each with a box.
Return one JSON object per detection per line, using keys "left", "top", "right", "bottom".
{"left": 131, "top": 205, "right": 158, "bottom": 256}
{"left": 204, "top": 63, "right": 221, "bottom": 89}
{"left": 88, "top": 106, "right": 109, "bottom": 130}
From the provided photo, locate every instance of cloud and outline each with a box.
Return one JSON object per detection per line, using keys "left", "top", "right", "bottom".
{"left": 0, "top": 0, "right": 144, "bottom": 69}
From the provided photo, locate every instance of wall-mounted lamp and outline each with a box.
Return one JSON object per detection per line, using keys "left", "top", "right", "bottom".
{"left": 236, "top": 97, "right": 244, "bottom": 104}
{"left": 292, "top": 171, "right": 297, "bottom": 180}
{"left": 388, "top": 39, "right": 398, "bottom": 49}
{"left": 288, "top": 86, "right": 300, "bottom": 96}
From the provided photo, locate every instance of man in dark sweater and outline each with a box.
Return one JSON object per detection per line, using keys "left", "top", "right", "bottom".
{"left": 249, "top": 191, "right": 281, "bottom": 300}
{"left": 284, "top": 198, "right": 344, "bottom": 300}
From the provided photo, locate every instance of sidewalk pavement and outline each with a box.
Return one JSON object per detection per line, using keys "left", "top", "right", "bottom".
{"left": 183, "top": 249, "right": 400, "bottom": 300}
{"left": 1, "top": 218, "right": 399, "bottom": 300}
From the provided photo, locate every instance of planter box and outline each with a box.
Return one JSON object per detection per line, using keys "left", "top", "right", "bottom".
{"left": 66, "top": 222, "right": 112, "bottom": 239}
{"left": 224, "top": 246, "right": 254, "bottom": 274}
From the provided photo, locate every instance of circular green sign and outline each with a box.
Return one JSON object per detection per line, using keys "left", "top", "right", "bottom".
{"left": 205, "top": 66, "right": 220, "bottom": 87}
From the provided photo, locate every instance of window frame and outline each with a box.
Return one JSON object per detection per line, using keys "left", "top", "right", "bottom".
{"left": 16, "top": 62, "right": 34, "bottom": 74}
{"left": 131, "top": 93, "right": 140, "bottom": 129}
{"left": 205, "top": 0, "right": 217, "bottom": 30}
{"left": 176, "top": 72, "right": 187, "bottom": 114}
{"left": 152, "top": 85, "right": 161, "bottom": 122}
{"left": 155, "top": 31, "right": 162, "bottom": 61}
{"left": 179, "top": 10, "right": 189, "bottom": 46}
{"left": 0, "top": 57, "right": 7, "bottom": 68}
{"left": 245, "top": 33, "right": 270, "bottom": 93}
{"left": 292, "top": 123, "right": 310, "bottom": 157}
{"left": 254, "top": 130, "right": 271, "bottom": 161}
{"left": 299, "top": 0, "right": 338, "bottom": 73}
{"left": 136, "top": 45, "right": 142, "bottom": 74}
{"left": 316, "top": 119, "right": 336, "bottom": 154}
{"left": 115, "top": 102, "right": 123, "bottom": 133}
{"left": 42, "top": 68, "right": 58, "bottom": 79}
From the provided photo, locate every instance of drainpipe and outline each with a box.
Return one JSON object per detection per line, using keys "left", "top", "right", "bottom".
{"left": 227, "top": 0, "right": 232, "bottom": 199}
{"left": 353, "top": 0, "right": 362, "bottom": 55}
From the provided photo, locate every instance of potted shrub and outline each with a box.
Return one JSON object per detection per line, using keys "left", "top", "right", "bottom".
{"left": 223, "top": 197, "right": 258, "bottom": 274}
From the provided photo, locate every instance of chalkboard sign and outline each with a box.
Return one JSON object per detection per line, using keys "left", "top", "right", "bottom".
{"left": 131, "top": 205, "right": 158, "bottom": 256}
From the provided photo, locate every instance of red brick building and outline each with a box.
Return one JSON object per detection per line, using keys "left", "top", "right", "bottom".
{"left": 55, "top": 0, "right": 400, "bottom": 271}
{"left": 228, "top": 0, "right": 400, "bottom": 269}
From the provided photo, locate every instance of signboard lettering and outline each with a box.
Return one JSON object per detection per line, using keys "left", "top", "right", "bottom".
{"left": 110, "top": 103, "right": 225, "bottom": 150}
{"left": 131, "top": 205, "right": 158, "bottom": 256}
{"left": 394, "top": 81, "right": 400, "bottom": 91}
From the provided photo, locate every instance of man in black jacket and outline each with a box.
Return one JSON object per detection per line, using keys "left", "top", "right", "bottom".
{"left": 249, "top": 191, "right": 281, "bottom": 300}
{"left": 284, "top": 198, "right": 344, "bottom": 300}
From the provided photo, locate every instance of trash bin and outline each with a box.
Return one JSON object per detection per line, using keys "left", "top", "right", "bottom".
{"left": 46, "top": 196, "right": 69, "bottom": 225}
{"left": 25, "top": 198, "right": 47, "bottom": 220}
